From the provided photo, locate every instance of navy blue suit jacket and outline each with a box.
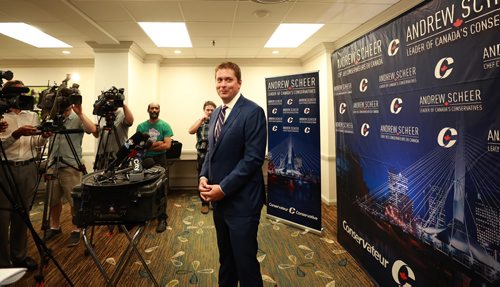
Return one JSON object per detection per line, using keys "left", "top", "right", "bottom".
{"left": 200, "top": 95, "right": 267, "bottom": 216}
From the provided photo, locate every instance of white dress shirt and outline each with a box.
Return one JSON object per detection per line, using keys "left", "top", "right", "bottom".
{"left": 222, "top": 93, "right": 241, "bottom": 123}
{"left": 0, "top": 110, "right": 44, "bottom": 161}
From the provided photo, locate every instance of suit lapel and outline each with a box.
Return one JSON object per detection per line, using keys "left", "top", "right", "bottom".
{"left": 211, "top": 96, "right": 244, "bottom": 155}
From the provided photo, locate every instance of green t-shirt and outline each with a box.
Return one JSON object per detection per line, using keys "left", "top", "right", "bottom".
{"left": 136, "top": 119, "right": 174, "bottom": 156}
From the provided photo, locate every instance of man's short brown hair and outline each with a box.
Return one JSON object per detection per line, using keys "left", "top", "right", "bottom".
{"left": 215, "top": 62, "right": 241, "bottom": 81}
{"left": 203, "top": 101, "right": 216, "bottom": 109}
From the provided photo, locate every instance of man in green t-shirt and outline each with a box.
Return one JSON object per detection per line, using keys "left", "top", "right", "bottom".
{"left": 136, "top": 102, "right": 173, "bottom": 233}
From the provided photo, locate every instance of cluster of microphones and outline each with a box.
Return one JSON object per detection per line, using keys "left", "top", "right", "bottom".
{"left": 96, "top": 131, "right": 156, "bottom": 183}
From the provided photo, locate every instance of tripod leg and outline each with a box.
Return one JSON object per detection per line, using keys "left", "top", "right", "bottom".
{"left": 41, "top": 175, "right": 55, "bottom": 241}
{"left": 0, "top": 164, "right": 74, "bottom": 286}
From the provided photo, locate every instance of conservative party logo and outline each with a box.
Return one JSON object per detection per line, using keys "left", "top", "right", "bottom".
{"left": 391, "top": 260, "right": 416, "bottom": 287}
{"left": 434, "top": 57, "right": 454, "bottom": 79}
{"left": 339, "top": 103, "right": 347, "bottom": 114}
{"left": 437, "top": 127, "right": 457, "bottom": 148}
{"left": 388, "top": 39, "right": 400, "bottom": 56}
{"left": 390, "top": 98, "right": 403, "bottom": 114}
{"left": 359, "top": 78, "right": 368, "bottom": 92}
{"left": 361, "top": 123, "right": 370, "bottom": 137}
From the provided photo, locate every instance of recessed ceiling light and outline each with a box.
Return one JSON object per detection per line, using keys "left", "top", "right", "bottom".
{"left": 62, "top": 50, "right": 71, "bottom": 55}
{"left": 138, "top": 22, "right": 192, "bottom": 48}
{"left": 251, "top": 0, "right": 288, "bottom": 3}
{"left": 272, "top": 50, "right": 279, "bottom": 54}
{"left": 0, "top": 23, "right": 71, "bottom": 48}
{"left": 265, "top": 23, "right": 324, "bottom": 48}
{"left": 174, "top": 50, "right": 182, "bottom": 54}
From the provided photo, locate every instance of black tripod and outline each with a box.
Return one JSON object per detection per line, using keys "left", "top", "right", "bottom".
{"left": 93, "top": 112, "right": 120, "bottom": 171}
{"left": 39, "top": 127, "right": 87, "bottom": 245}
{"left": 0, "top": 135, "right": 74, "bottom": 286}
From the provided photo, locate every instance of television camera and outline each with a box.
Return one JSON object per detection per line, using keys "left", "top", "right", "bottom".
{"left": 0, "top": 70, "right": 34, "bottom": 116}
{"left": 93, "top": 86, "right": 124, "bottom": 117}
{"left": 37, "top": 74, "right": 82, "bottom": 132}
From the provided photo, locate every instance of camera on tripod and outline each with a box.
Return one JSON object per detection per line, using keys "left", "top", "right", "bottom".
{"left": 93, "top": 86, "right": 124, "bottom": 117}
{"left": 37, "top": 74, "right": 82, "bottom": 132}
{"left": 0, "top": 70, "right": 34, "bottom": 116}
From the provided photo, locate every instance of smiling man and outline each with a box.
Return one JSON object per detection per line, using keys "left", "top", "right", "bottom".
{"left": 199, "top": 62, "right": 267, "bottom": 287}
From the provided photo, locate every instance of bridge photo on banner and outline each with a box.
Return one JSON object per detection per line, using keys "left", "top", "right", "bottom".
{"left": 333, "top": 0, "right": 500, "bottom": 286}
{"left": 266, "top": 72, "right": 322, "bottom": 233}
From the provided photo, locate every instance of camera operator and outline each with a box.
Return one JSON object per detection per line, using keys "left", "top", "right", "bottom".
{"left": 92, "top": 90, "right": 134, "bottom": 170}
{"left": 188, "top": 100, "right": 216, "bottom": 214}
{"left": 43, "top": 94, "right": 96, "bottom": 247}
{"left": 0, "top": 80, "right": 51, "bottom": 270}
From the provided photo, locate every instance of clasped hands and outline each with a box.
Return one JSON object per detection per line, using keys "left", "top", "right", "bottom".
{"left": 199, "top": 178, "right": 225, "bottom": 202}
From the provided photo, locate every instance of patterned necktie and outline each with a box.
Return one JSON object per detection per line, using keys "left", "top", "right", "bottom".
{"left": 214, "top": 105, "right": 227, "bottom": 142}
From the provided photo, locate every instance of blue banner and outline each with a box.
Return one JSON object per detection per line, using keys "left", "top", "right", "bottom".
{"left": 266, "top": 72, "right": 322, "bottom": 232}
{"left": 333, "top": 0, "right": 500, "bottom": 286}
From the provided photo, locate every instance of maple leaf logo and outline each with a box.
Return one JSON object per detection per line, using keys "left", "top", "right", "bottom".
{"left": 453, "top": 18, "right": 463, "bottom": 28}
{"left": 399, "top": 271, "right": 408, "bottom": 281}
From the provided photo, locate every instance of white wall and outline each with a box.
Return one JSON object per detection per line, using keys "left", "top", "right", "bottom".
{"left": 127, "top": 53, "right": 161, "bottom": 134}
{"left": 158, "top": 62, "right": 303, "bottom": 154}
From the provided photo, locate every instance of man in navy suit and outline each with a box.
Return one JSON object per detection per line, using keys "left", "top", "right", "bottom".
{"left": 199, "top": 62, "right": 267, "bottom": 287}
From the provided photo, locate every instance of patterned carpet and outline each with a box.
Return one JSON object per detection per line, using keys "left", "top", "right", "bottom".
{"left": 13, "top": 189, "right": 374, "bottom": 286}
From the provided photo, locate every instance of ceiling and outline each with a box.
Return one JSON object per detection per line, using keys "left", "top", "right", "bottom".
{"left": 0, "top": 0, "right": 401, "bottom": 60}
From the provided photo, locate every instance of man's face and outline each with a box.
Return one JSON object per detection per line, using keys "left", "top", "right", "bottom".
{"left": 204, "top": 105, "right": 215, "bottom": 119}
{"left": 216, "top": 68, "right": 241, "bottom": 104}
{"left": 63, "top": 106, "right": 73, "bottom": 118}
{"left": 148, "top": 104, "right": 160, "bottom": 119}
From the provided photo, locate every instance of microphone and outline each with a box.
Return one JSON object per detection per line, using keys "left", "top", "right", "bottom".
{"left": 96, "top": 157, "right": 155, "bottom": 183}
{"left": 104, "top": 131, "right": 149, "bottom": 173}
{"left": 112, "top": 157, "right": 155, "bottom": 178}
{"left": 129, "top": 157, "right": 155, "bottom": 182}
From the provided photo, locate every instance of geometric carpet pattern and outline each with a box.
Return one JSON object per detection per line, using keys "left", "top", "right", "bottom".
{"left": 13, "top": 190, "right": 374, "bottom": 286}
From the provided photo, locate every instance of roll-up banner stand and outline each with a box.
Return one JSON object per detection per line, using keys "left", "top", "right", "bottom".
{"left": 266, "top": 72, "right": 322, "bottom": 234}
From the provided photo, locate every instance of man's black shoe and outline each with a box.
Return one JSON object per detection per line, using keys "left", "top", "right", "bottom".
{"left": 66, "top": 231, "right": 81, "bottom": 247}
{"left": 44, "top": 228, "right": 62, "bottom": 241}
{"left": 13, "top": 256, "right": 38, "bottom": 271}
{"left": 156, "top": 219, "right": 167, "bottom": 233}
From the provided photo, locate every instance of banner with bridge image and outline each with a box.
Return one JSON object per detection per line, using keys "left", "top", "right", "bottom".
{"left": 265, "top": 71, "right": 322, "bottom": 233}
{"left": 333, "top": 0, "right": 499, "bottom": 286}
